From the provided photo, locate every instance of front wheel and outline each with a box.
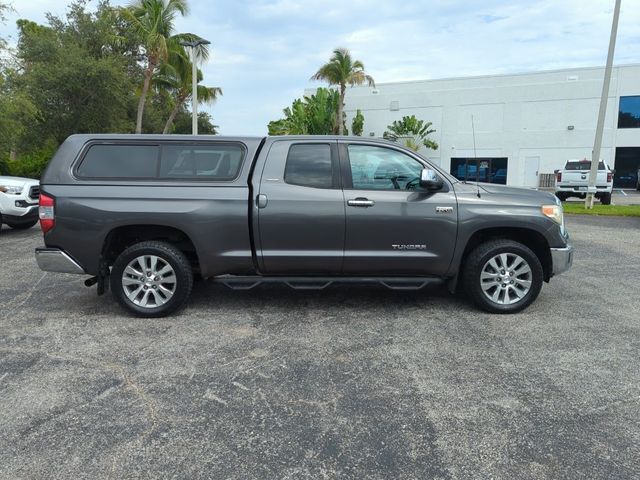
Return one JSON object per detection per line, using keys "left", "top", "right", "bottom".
{"left": 110, "top": 241, "right": 193, "bottom": 317}
{"left": 462, "top": 240, "right": 544, "bottom": 314}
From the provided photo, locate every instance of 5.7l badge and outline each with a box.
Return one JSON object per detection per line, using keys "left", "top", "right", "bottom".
{"left": 435, "top": 206, "right": 454, "bottom": 213}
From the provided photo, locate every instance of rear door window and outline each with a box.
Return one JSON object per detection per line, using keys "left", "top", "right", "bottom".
{"left": 160, "top": 144, "right": 244, "bottom": 180}
{"left": 284, "top": 144, "right": 334, "bottom": 188}
{"left": 77, "top": 144, "right": 159, "bottom": 178}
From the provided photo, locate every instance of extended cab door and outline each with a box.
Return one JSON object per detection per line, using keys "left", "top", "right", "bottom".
{"left": 256, "top": 139, "right": 345, "bottom": 274}
{"left": 339, "top": 142, "right": 457, "bottom": 275}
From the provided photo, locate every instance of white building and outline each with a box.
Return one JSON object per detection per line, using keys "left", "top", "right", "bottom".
{"left": 307, "top": 64, "right": 640, "bottom": 188}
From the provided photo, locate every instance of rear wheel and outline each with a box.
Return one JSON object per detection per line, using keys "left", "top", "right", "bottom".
{"left": 555, "top": 192, "right": 567, "bottom": 201}
{"left": 462, "top": 239, "right": 543, "bottom": 314}
{"left": 110, "top": 241, "right": 193, "bottom": 317}
{"left": 600, "top": 192, "right": 612, "bottom": 205}
{"left": 6, "top": 219, "right": 38, "bottom": 230}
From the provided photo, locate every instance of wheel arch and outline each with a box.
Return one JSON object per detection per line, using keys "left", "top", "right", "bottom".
{"left": 101, "top": 224, "right": 201, "bottom": 273}
{"left": 452, "top": 227, "right": 552, "bottom": 290}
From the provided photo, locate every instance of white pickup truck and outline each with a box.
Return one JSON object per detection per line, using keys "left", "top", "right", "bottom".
{"left": 0, "top": 176, "right": 41, "bottom": 231}
{"left": 554, "top": 159, "right": 613, "bottom": 205}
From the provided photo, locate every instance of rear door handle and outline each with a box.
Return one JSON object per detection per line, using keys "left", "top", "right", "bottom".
{"left": 257, "top": 194, "right": 268, "bottom": 209}
{"left": 347, "top": 198, "right": 375, "bottom": 207}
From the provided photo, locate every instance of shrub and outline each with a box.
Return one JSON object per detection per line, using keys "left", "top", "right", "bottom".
{"left": 8, "top": 140, "right": 58, "bottom": 179}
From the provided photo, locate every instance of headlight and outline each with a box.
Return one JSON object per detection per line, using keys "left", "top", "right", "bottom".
{"left": 0, "top": 185, "right": 24, "bottom": 195}
{"left": 542, "top": 204, "right": 563, "bottom": 225}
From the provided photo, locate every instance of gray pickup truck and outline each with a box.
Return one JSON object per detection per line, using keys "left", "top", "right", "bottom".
{"left": 35, "top": 134, "right": 573, "bottom": 317}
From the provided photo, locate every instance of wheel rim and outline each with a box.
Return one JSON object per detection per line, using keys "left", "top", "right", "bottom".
{"left": 480, "top": 253, "right": 532, "bottom": 306}
{"left": 122, "top": 255, "right": 177, "bottom": 308}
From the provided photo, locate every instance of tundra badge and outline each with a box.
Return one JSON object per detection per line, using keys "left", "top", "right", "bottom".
{"left": 392, "top": 244, "right": 427, "bottom": 250}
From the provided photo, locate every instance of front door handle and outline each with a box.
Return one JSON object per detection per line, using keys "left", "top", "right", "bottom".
{"left": 347, "top": 198, "right": 375, "bottom": 207}
{"left": 257, "top": 194, "right": 268, "bottom": 209}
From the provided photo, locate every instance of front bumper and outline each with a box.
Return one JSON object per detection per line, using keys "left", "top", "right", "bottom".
{"left": 35, "top": 248, "right": 86, "bottom": 274}
{"left": 550, "top": 245, "right": 574, "bottom": 276}
{"left": 2, "top": 206, "right": 38, "bottom": 224}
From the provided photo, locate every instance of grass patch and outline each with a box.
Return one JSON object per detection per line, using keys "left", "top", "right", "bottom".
{"left": 563, "top": 203, "right": 640, "bottom": 217}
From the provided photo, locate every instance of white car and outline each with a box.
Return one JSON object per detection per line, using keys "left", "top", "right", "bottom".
{"left": 0, "top": 176, "right": 40, "bottom": 231}
{"left": 554, "top": 159, "right": 613, "bottom": 205}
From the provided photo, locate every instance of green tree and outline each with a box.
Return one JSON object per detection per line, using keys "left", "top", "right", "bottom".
{"left": 173, "top": 111, "right": 218, "bottom": 134}
{"left": 311, "top": 48, "right": 374, "bottom": 135}
{"left": 268, "top": 88, "right": 346, "bottom": 135}
{"left": 123, "top": 0, "right": 209, "bottom": 133}
{"left": 351, "top": 109, "right": 364, "bottom": 136}
{"left": 155, "top": 62, "right": 221, "bottom": 134}
{"left": 15, "top": 16, "right": 134, "bottom": 145}
{"left": 383, "top": 115, "right": 439, "bottom": 152}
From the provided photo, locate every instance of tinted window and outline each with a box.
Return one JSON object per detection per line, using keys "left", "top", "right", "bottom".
{"left": 160, "top": 144, "right": 244, "bottom": 180}
{"left": 564, "top": 161, "right": 605, "bottom": 171}
{"left": 347, "top": 144, "right": 422, "bottom": 190}
{"left": 284, "top": 144, "right": 333, "bottom": 188}
{"left": 618, "top": 96, "right": 640, "bottom": 128}
{"left": 450, "top": 157, "right": 509, "bottom": 184}
{"left": 77, "top": 144, "right": 158, "bottom": 178}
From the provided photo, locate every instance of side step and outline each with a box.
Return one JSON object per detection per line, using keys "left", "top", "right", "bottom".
{"left": 214, "top": 276, "right": 444, "bottom": 291}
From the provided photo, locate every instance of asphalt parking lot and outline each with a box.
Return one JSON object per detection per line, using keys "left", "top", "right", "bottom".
{"left": 1, "top": 215, "right": 639, "bottom": 479}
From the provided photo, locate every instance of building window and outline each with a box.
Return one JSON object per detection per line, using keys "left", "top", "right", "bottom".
{"left": 613, "top": 147, "right": 640, "bottom": 189}
{"left": 618, "top": 96, "right": 640, "bottom": 128}
{"left": 450, "top": 157, "right": 508, "bottom": 184}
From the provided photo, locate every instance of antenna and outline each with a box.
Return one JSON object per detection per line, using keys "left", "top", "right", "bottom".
{"left": 471, "top": 114, "right": 481, "bottom": 198}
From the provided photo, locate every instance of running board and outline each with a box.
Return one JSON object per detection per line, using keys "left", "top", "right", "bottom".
{"left": 214, "top": 276, "right": 444, "bottom": 291}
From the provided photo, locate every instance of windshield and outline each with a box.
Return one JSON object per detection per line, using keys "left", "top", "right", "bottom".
{"left": 565, "top": 160, "right": 605, "bottom": 171}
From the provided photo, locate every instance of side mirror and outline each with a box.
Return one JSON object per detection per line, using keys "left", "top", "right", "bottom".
{"left": 420, "top": 168, "right": 444, "bottom": 191}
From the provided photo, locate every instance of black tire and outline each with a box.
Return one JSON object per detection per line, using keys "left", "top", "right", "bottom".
{"left": 555, "top": 192, "right": 567, "bottom": 201}
{"left": 600, "top": 192, "right": 612, "bottom": 205}
{"left": 6, "top": 219, "right": 39, "bottom": 230}
{"left": 462, "top": 239, "right": 544, "bottom": 314}
{"left": 110, "top": 241, "right": 193, "bottom": 318}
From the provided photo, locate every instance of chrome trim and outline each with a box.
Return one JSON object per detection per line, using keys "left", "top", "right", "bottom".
{"left": 35, "top": 248, "right": 85, "bottom": 274}
{"left": 347, "top": 199, "right": 375, "bottom": 207}
{"left": 550, "top": 245, "right": 573, "bottom": 276}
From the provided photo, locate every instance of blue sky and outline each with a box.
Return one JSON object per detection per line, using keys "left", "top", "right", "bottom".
{"left": 2, "top": 0, "right": 640, "bottom": 135}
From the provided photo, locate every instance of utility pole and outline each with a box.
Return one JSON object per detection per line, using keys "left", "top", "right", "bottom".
{"left": 585, "top": 0, "right": 621, "bottom": 208}
{"left": 180, "top": 39, "right": 211, "bottom": 135}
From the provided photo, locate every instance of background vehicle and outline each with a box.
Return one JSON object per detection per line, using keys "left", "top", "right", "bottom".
{"left": 554, "top": 159, "right": 613, "bottom": 204}
{"left": 0, "top": 176, "right": 40, "bottom": 231}
{"left": 35, "top": 135, "right": 573, "bottom": 317}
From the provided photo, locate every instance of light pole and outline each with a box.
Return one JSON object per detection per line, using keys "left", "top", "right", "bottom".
{"left": 180, "top": 39, "right": 211, "bottom": 135}
{"left": 585, "top": 0, "right": 621, "bottom": 208}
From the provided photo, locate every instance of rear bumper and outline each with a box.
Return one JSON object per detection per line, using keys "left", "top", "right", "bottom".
{"left": 35, "top": 247, "right": 86, "bottom": 274}
{"left": 555, "top": 185, "right": 611, "bottom": 193}
{"left": 550, "top": 245, "right": 573, "bottom": 276}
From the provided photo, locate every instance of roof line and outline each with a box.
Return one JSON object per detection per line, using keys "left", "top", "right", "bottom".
{"left": 306, "top": 63, "right": 640, "bottom": 89}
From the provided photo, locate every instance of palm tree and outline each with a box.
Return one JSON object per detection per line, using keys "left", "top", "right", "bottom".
{"left": 383, "top": 115, "right": 439, "bottom": 152}
{"left": 124, "top": 0, "right": 209, "bottom": 133}
{"left": 155, "top": 62, "right": 222, "bottom": 134}
{"left": 311, "top": 48, "right": 374, "bottom": 135}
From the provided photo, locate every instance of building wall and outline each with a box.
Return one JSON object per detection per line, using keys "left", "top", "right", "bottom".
{"left": 306, "top": 64, "right": 640, "bottom": 187}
